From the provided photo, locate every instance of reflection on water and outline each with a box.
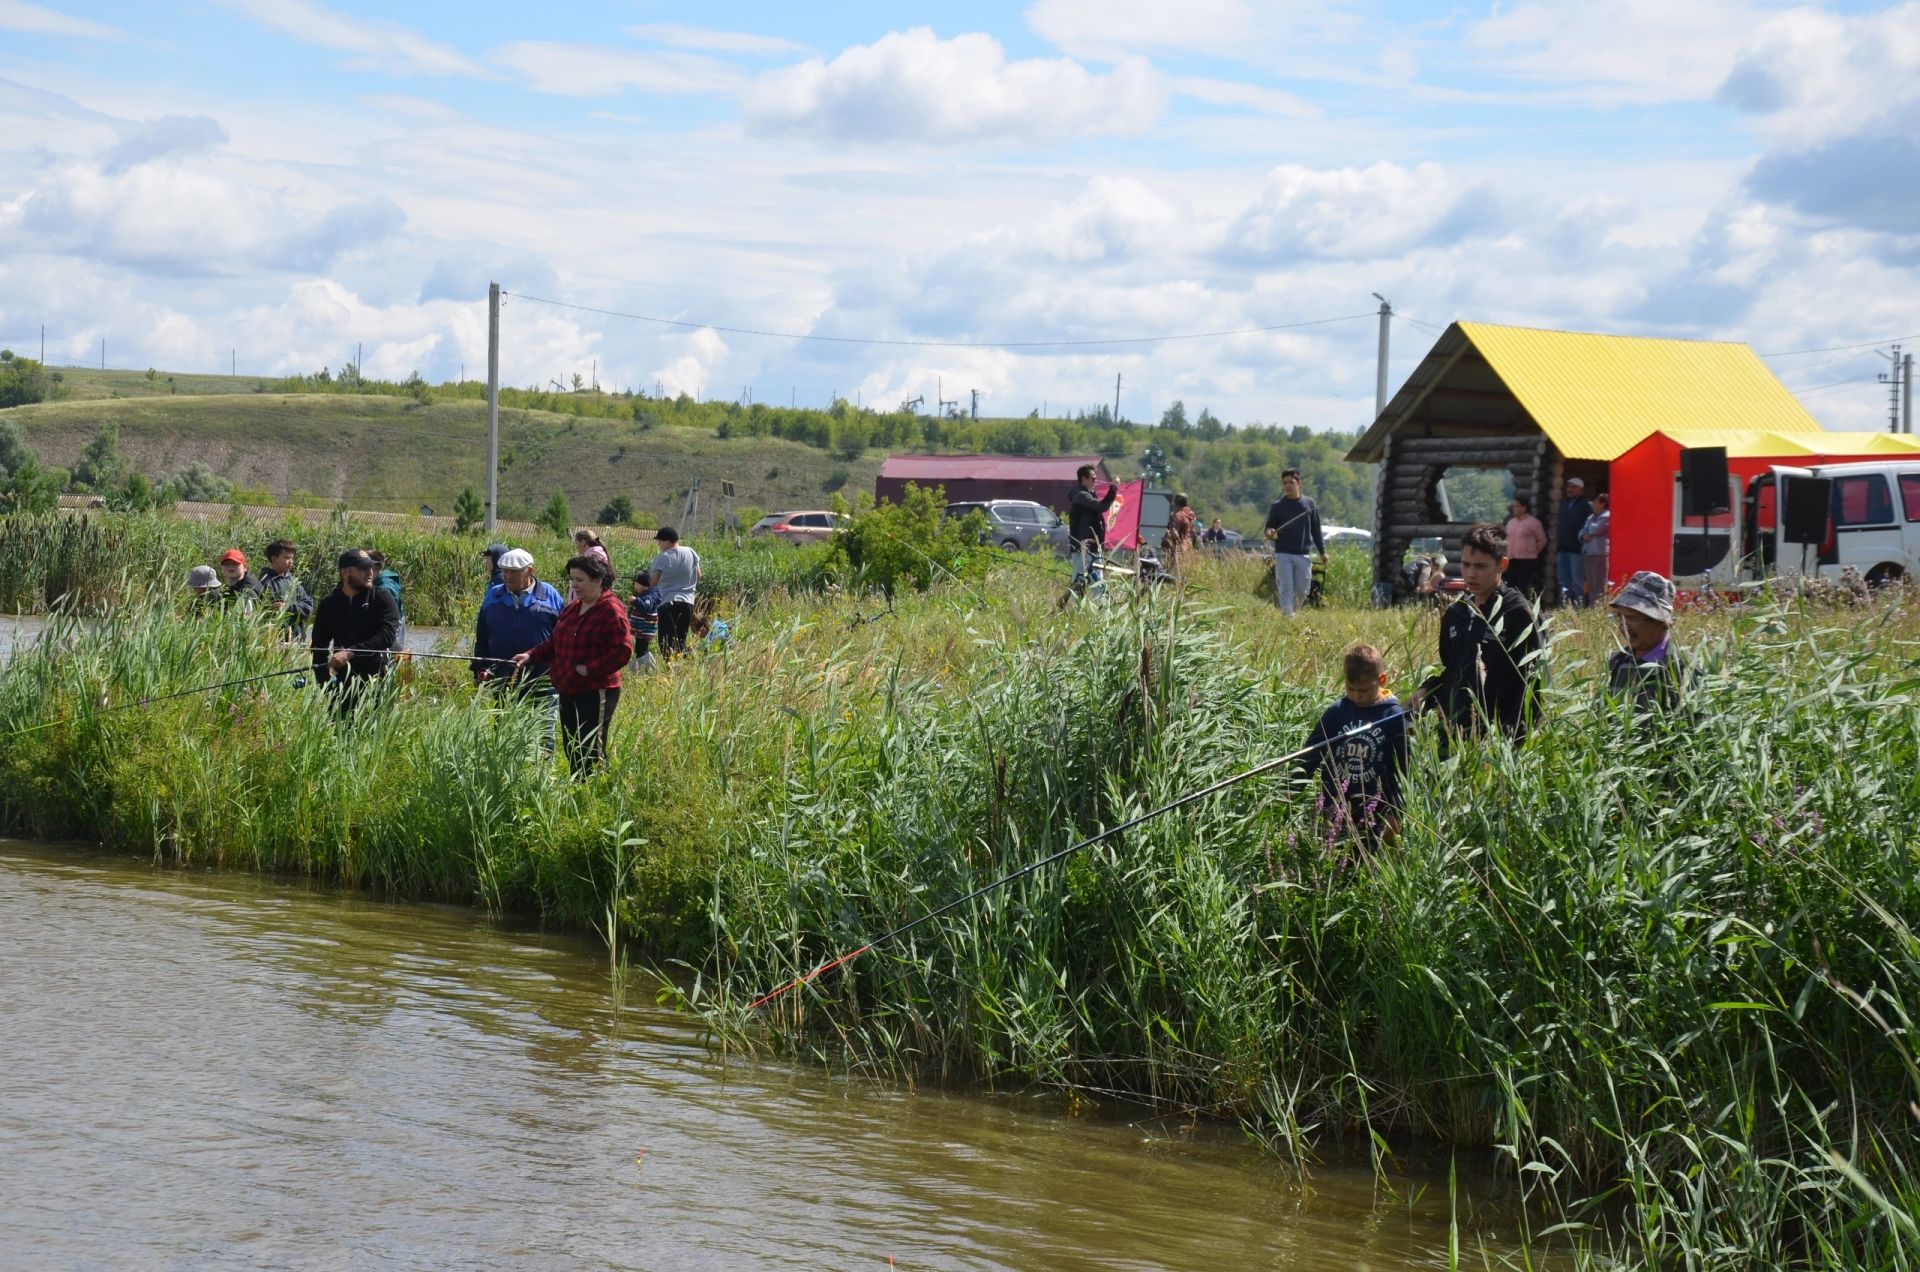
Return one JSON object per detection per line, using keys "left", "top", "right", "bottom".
{"left": 0, "top": 844, "right": 1541, "bottom": 1270}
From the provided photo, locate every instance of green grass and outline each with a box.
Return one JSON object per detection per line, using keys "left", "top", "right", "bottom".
{"left": 2, "top": 534, "right": 1917, "bottom": 1267}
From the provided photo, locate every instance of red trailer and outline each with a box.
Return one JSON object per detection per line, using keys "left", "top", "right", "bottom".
{"left": 875, "top": 454, "right": 1112, "bottom": 514}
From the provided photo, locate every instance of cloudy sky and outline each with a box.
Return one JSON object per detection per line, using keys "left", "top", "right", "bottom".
{"left": 2, "top": 0, "right": 1917, "bottom": 433}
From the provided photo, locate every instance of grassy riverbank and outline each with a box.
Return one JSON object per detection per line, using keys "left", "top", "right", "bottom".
{"left": 1, "top": 547, "right": 1915, "bottom": 1267}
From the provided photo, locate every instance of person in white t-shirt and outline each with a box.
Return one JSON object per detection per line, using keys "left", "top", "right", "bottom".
{"left": 646, "top": 526, "right": 701, "bottom": 659}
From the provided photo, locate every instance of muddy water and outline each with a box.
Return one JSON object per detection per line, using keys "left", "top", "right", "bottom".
{"left": 0, "top": 843, "right": 1548, "bottom": 1270}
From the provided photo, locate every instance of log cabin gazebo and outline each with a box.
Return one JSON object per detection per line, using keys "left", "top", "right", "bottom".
{"left": 1345, "top": 321, "right": 1829, "bottom": 602}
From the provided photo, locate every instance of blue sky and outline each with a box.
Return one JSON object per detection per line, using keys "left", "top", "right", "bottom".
{"left": 2, "top": 0, "right": 1917, "bottom": 432}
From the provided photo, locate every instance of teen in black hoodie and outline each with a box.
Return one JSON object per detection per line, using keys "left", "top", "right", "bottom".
{"left": 1411, "top": 523, "right": 1543, "bottom": 740}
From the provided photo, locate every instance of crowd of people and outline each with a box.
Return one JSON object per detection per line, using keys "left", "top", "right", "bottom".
{"left": 1505, "top": 478, "right": 1613, "bottom": 606}
{"left": 176, "top": 473, "right": 1678, "bottom": 796}
{"left": 180, "top": 526, "right": 702, "bottom": 777}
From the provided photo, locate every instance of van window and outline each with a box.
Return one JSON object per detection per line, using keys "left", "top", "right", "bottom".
{"left": 1901, "top": 474, "right": 1920, "bottom": 523}
{"left": 1834, "top": 474, "right": 1895, "bottom": 528}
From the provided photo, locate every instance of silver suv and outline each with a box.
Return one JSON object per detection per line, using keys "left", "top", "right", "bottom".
{"left": 944, "top": 500, "right": 1070, "bottom": 553}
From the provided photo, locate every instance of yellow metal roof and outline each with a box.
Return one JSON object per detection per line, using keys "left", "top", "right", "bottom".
{"left": 1642, "top": 428, "right": 1920, "bottom": 460}
{"left": 1458, "top": 322, "right": 1827, "bottom": 461}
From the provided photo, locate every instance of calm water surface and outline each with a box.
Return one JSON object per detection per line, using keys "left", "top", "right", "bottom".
{"left": 0, "top": 844, "right": 1537, "bottom": 1270}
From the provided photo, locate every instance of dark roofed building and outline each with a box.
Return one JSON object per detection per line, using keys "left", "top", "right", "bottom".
{"left": 876, "top": 454, "right": 1113, "bottom": 512}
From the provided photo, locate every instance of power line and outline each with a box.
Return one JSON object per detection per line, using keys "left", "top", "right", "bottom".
{"left": 502, "top": 292, "right": 1377, "bottom": 349}
{"left": 1759, "top": 332, "right": 1920, "bottom": 359}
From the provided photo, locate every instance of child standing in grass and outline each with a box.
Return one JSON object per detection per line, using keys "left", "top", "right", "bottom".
{"left": 1302, "top": 642, "right": 1409, "bottom": 839}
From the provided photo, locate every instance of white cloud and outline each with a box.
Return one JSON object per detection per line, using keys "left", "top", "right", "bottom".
{"left": 1171, "top": 75, "right": 1317, "bottom": 118}
{"left": 652, "top": 327, "right": 727, "bottom": 399}
{"left": 493, "top": 42, "right": 744, "bottom": 97}
{"left": 1026, "top": 0, "right": 1262, "bottom": 60}
{"left": 1721, "top": 3, "right": 1920, "bottom": 145}
{"left": 745, "top": 28, "right": 1166, "bottom": 145}
{"left": 1466, "top": 0, "right": 1765, "bottom": 104}
{"left": 627, "top": 23, "right": 808, "bottom": 58}
{"left": 215, "top": 0, "right": 488, "bottom": 78}
{"left": 2, "top": 156, "right": 404, "bottom": 275}
{"left": 0, "top": 1, "right": 124, "bottom": 40}
{"left": 100, "top": 115, "right": 226, "bottom": 173}
{"left": 1221, "top": 162, "right": 1505, "bottom": 263}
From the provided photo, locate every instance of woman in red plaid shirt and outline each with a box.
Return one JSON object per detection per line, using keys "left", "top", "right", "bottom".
{"left": 513, "top": 554, "right": 633, "bottom": 776}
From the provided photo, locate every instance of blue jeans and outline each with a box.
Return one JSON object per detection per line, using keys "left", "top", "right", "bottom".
{"left": 1557, "top": 550, "right": 1585, "bottom": 604}
{"left": 1070, "top": 545, "right": 1105, "bottom": 596}
{"left": 1274, "top": 553, "right": 1311, "bottom": 614}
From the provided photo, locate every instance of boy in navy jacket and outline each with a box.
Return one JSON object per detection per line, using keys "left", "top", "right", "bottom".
{"left": 1302, "top": 642, "right": 1409, "bottom": 839}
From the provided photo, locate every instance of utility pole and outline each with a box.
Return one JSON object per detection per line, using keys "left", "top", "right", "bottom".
{"left": 101, "top": 337, "right": 106, "bottom": 370}
{"left": 1881, "top": 345, "right": 1906, "bottom": 434}
{"left": 1113, "top": 372, "right": 1121, "bottom": 424}
{"left": 231, "top": 349, "right": 236, "bottom": 377}
{"left": 591, "top": 357, "right": 597, "bottom": 391}
{"left": 40, "top": 325, "right": 44, "bottom": 364}
{"left": 970, "top": 388, "right": 982, "bottom": 420}
{"left": 1371, "top": 293, "right": 1392, "bottom": 419}
{"left": 1906, "top": 352, "right": 1914, "bottom": 434}
{"left": 485, "top": 282, "right": 501, "bottom": 533}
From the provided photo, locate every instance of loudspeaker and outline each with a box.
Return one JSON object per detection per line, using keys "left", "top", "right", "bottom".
{"left": 1680, "top": 447, "right": 1730, "bottom": 517}
{"left": 1781, "top": 475, "right": 1832, "bottom": 545}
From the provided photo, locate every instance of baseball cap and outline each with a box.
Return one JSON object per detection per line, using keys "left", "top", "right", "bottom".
{"left": 1566, "top": 476, "right": 1586, "bottom": 490}
{"left": 219, "top": 548, "right": 247, "bottom": 567}
{"left": 1610, "top": 571, "right": 1675, "bottom": 626}
{"left": 184, "top": 564, "right": 220, "bottom": 592}
{"left": 337, "top": 549, "right": 374, "bottom": 570}
{"left": 497, "top": 548, "right": 534, "bottom": 570}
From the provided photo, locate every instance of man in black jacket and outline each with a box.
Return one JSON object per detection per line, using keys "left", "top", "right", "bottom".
{"left": 310, "top": 549, "right": 400, "bottom": 714}
{"left": 1066, "top": 464, "right": 1117, "bottom": 597}
{"left": 1408, "top": 522, "right": 1543, "bottom": 741}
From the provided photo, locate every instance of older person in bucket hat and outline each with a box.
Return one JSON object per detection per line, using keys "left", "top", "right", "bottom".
{"left": 1607, "top": 571, "right": 1688, "bottom": 709}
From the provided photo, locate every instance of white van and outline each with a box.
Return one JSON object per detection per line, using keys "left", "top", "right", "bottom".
{"left": 1738, "top": 460, "right": 1920, "bottom": 586}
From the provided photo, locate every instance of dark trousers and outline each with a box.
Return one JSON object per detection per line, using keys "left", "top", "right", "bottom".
{"left": 557, "top": 687, "right": 619, "bottom": 776}
{"left": 659, "top": 601, "right": 694, "bottom": 657}
{"left": 323, "top": 671, "right": 388, "bottom": 719}
{"left": 1507, "top": 557, "right": 1540, "bottom": 596}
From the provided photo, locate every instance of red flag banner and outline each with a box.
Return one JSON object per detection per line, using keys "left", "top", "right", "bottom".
{"left": 1102, "top": 480, "right": 1144, "bottom": 552}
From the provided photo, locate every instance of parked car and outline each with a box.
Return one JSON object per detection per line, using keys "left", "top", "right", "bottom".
{"left": 749, "top": 510, "right": 847, "bottom": 545}
{"left": 1325, "top": 525, "right": 1374, "bottom": 547}
{"left": 943, "top": 500, "right": 1070, "bottom": 553}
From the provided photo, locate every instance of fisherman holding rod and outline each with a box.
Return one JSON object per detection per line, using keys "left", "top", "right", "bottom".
{"left": 309, "top": 549, "right": 399, "bottom": 717}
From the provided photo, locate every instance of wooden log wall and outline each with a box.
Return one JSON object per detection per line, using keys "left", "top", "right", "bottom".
{"left": 1371, "top": 432, "right": 1561, "bottom": 602}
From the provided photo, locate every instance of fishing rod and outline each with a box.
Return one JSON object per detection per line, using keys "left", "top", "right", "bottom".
{"left": 0, "top": 665, "right": 313, "bottom": 742}
{"left": 749, "top": 706, "right": 1413, "bottom": 1009}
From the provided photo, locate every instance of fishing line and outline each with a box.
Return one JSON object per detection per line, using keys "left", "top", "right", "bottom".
{"left": 0, "top": 665, "right": 312, "bottom": 742}
{"left": 748, "top": 706, "right": 1414, "bottom": 1009}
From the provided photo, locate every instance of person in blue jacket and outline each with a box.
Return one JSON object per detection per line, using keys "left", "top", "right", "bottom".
{"left": 1301, "top": 641, "right": 1409, "bottom": 841}
{"left": 473, "top": 548, "right": 564, "bottom": 751}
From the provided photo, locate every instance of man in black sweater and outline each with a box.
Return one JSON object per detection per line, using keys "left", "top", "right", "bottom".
{"left": 1408, "top": 522, "right": 1543, "bottom": 741}
{"left": 1066, "top": 464, "right": 1117, "bottom": 597}
{"left": 1555, "top": 476, "right": 1593, "bottom": 605}
{"left": 1263, "top": 467, "right": 1327, "bottom": 614}
{"left": 310, "top": 549, "right": 400, "bottom": 714}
